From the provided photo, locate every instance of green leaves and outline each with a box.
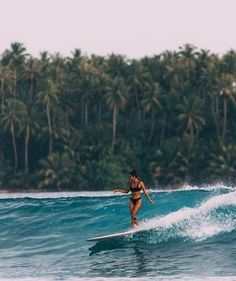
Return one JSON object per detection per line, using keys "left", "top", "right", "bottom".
{"left": 1, "top": 43, "right": 236, "bottom": 189}
{"left": 37, "top": 152, "right": 80, "bottom": 190}
{"left": 208, "top": 144, "right": 236, "bottom": 182}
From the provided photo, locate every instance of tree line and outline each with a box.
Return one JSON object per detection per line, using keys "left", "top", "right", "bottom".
{"left": 1, "top": 42, "right": 236, "bottom": 190}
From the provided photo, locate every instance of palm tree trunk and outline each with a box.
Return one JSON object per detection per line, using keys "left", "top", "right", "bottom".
{"left": 223, "top": 98, "right": 227, "bottom": 145}
{"left": 112, "top": 104, "right": 117, "bottom": 151}
{"left": 25, "top": 123, "right": 30, "bottom": 176}
{"left": 11, "top": 121, "right": 18, "bottom": 173}
{"left": 47, "top": 103, "right": 53, "bottom": 155}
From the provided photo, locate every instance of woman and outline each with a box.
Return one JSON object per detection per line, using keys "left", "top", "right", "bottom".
{"left": 113, "top": 170, "right": 154, "bottom": 228}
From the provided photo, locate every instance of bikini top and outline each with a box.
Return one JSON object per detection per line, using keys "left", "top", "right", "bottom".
{"left": 130, "top": 180, "right": 142, "bottom": 193}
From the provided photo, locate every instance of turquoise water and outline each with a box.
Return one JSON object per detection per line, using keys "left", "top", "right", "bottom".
{"left": 0, "top": 186, "right": 236, "bottom": 281}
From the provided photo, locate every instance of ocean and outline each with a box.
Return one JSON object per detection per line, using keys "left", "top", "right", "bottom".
{"left": 0, "top": 185, "right": 235, "bottom": 281}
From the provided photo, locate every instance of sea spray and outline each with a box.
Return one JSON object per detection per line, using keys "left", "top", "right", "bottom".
{"left": 0, "top": 185, "right": 235, "bottom": 280}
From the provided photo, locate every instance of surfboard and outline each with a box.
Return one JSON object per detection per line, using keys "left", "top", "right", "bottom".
{"left": 87, "top": 228, "right": 139, "bottom": 242}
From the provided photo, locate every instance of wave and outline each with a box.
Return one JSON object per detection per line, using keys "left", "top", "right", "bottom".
{"left": 0, "top": 188, "right": 236, "bottom": 280}
{"left": 0, "top": 189, "right": 235, "bottom": 247}
{"left": 0, "top": 191, "right": 117, "bottom": 199}
{"left": 0, "top": 183, "right": 234, "bottom": 199}
{"left": 128, "top": 190, "right": 236, "bottom": 243}
{"left": 150, "top": 183, "right": 236, "bottom": 192}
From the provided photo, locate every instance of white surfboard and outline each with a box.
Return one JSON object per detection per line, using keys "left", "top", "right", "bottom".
{"left": 87, "top": 228, "right": 142, "bottom": 242}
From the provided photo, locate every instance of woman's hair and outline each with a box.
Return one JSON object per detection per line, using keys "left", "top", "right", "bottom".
{"left": 130, "top": 170, "right": 138, "bottom": 178}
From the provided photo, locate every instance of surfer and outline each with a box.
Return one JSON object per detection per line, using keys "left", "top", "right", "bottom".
{"left": 113, "top": 170, "right": 154, "bottom": 228}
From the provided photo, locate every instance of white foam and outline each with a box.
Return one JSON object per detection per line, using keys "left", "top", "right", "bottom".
{"left": 149, "top": 183, "right": 235, "bottom": 193}
{"left": 0, "top": 191, "right": 123, "bottom": 199}
{"left": 0, "top": 183, "right": 234, "bottom": 199}
{"left": 138, "top": 190, "right": 236, "bottom": 241}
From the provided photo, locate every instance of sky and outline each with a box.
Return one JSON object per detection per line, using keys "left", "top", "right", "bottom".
{"left": 1, "top": 0, "right": 236, "bottom": 58}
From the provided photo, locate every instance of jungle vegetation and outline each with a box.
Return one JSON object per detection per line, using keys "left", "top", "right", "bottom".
{"left": 1, "top": 42, "right": 236, "bottom": 190}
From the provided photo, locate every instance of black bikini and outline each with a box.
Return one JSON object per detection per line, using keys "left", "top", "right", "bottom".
{"left": 130, "top": 181, "right": 141, "bottom": 205}
{"left": 130, "top": 197, "right": 141, "bottom": 205}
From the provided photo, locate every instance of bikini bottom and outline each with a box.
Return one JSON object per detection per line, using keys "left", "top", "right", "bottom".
{"left": 130, "top": 197, "right": 141, "bottom": 206}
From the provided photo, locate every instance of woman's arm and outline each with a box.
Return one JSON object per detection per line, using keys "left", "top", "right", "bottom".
{"left": 113, "top": 188, "right": 129, "bottom": 194}
{"left": 140, "top": 181, "right": 154, "bottom": 204}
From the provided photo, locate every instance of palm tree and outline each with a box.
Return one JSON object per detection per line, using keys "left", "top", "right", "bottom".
{"left": 0, "top": 65, "right": 13, "bottom": 113}
{"left": 24, "top": 57, "right": 42, "bottom": 100}
{"left": 0, "top": 98, "right": 25, "bottom": 173}
{"left": 90, "top": 55, "right": 108, "bottom": 124}
{"left": 78, "top": 58, "right": 101, "bottom": 128}
{"left": 20, "top": 104, "right": 39, "bottom": 176}
{"left": 162, "top": 50, "right": 182, "bottom": 90}
{"left": 106, "top": 53, "right": 128, "bottom": 78}
{"left": 105, "top": 77, "right": 128, "bottom": 151}
{"left": 222, "top": 49, "right": 236, "bottom": 74}
{"left": 195, "top": 51, "right": 221, "bottom": 143}
{"left": 39, "top": 51, "right": 51, "bottom": 78}
{"left": 64, "top": 50, "right": 84, "bottom": 126}
{"left": 216, "top": 73, "right": 236, "bottom": 145}
{"left": 178, "top": 44, "right": 198, "bottom": 80}
{"left": 51, "top": 107, "right": 71, "bottom": 149}
{"left": 141, "top": 82, "right": 162, "bottom": 145}
{"left": 50, "top": 53, "right": 66, "bottom": 89}
{"left": 127, "top": 60, "right": 150, "bottom": 120}
{"left": 37, "top": 79, "right": 59, "bottom": 155}
{"left": 66, "top": 49, "right": 83, "bottom": 87}
{"left": 178, "top": 96, "right": 206, "bottom": 142}
{"left": 2, "top": 42, "right": 28, "bottom": 97}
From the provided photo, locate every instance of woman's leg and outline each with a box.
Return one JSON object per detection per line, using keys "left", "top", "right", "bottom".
{"left": 129, "top": 200, "right": 135, "bottom": 227}
{"left": 130, "top": 199, "right": 142, "bottom": 228}
{"left": 131, "top": 200, "right": 142, "bottom": 227}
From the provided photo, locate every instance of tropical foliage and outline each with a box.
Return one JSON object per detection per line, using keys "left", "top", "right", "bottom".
{"left": 1, "top": 42, "right": 236, "bottom": 190}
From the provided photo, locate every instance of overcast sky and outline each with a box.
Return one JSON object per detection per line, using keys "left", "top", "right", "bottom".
{"left": 1, "top": 0, "right": 236, "bottom": 58}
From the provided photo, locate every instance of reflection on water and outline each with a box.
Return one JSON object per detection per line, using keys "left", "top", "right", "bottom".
{"left": 87, "top": 237, "right": 236, "bottom": 278}
{"left": 0, "top": 189, "right": 236, "bottom": 279}
{"left": 89, "top": 239, "right": 127, "bottom": 256}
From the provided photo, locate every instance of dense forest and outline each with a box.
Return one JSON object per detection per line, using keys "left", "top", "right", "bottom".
{"left": 1, "top": 42, "right": 236, "bottom": 190}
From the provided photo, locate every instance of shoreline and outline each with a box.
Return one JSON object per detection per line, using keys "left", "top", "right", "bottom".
{"left": 0, "top": 179, "right": 234, "bottom": 194}
{"left": 0, "top": 189, "right": 84, "bottom": 194}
